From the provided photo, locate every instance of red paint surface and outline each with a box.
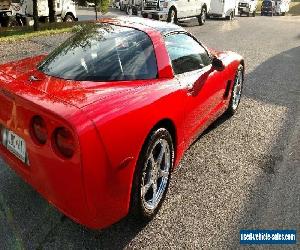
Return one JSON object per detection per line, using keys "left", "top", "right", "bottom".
{"left": 0, "top": 19, "right": 244, "bottom": 229}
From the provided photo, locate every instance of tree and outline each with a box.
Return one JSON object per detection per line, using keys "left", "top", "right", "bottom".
{"left": 93, "top": 0, "right": 110, "bottom": 20}
{"left": 33, "top": 0, "right": 39, "bottom": 31}
{"left": 48, "top": 0, "right": 56, "bottom": 23}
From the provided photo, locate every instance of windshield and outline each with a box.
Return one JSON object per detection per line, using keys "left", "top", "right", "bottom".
{"left": 38, "top": 24, "right": 158, "bottom": 81}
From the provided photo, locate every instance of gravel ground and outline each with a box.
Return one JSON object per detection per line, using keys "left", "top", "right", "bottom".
{"left": 0, "top": 15, "right": 299, "bottom": 249}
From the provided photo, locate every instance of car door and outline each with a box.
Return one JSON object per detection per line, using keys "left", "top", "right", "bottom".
{"left": 164, "top": 33, "right": 228, "bottom": 144}
{"left": 176, "top": 0, "right": 192, "bottom": 18}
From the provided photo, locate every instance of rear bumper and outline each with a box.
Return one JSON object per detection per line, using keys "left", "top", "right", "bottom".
{"left": 238, "top": 7, "right": 250, "bottom": 13}
{"left": 142, "top": 10, "right": 168, "bottom": 21}
{"left": 208, "top": 13, "right": 224, "bottom": 18}
{"left": 0, "top": 119, "right": 132, "bottom": 229}
{"left": 0, "top": 143, "right": 96, "bottom": 227}
{"left": 261, "top": 8, "right": 274, "bottom": 13}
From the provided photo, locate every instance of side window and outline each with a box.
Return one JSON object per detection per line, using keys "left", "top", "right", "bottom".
{"left": 164, "top": 33, "right": 211, "bottom": 75}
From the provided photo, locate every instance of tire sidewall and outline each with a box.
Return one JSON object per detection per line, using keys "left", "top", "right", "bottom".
{"left": 64, "top": 15, "right": 74, "bottom": 22}
{"left": 167, "top": 8, "right": 177, "bottom": 23}
{"left": 227, "top": 65, "right": 244, "bottom": 115}
{"left": 198, "top": 7, "right": 206, "bottom": 25}
{"left": 130, "top": 128, "right": 174, "bottom": 220}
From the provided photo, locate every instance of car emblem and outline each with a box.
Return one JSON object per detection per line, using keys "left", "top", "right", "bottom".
{"left": 29, "top": 75, "right": 40, "bottom": 82}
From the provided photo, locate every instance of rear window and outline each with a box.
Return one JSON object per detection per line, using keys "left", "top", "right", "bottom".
{"left": 262, "top": 1, "right": 272, "bottom": 6}
{"left": 38, "top": 24, "right": 158, "bottom": 81}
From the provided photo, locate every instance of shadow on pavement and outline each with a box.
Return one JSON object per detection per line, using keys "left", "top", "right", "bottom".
{"left": 225, "top": 46, "right": 300, "bottom": 247}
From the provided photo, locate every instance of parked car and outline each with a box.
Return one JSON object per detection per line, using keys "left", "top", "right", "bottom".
{"left": 141, "top": 0, "right": 210, "bottom": 25}
{"left": 86, "top": 1, "right": 95, "bottom": 7}
{"left": 208, "top": 0, "right": 239, "bottom": 20}
{"left": 238, "top": 0, "right": 257, "bottom": 16}
{"left": 0, "top": 17, "right": 244, "bottom": 229}
{"left": 261, "top": 0, "right": 276, "bottom": 16}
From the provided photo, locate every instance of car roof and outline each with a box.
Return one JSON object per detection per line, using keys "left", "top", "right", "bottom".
{"left": 99, "top": 16, "right": 185, "bottom": 35}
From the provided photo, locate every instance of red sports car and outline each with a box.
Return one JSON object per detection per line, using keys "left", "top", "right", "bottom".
{"left": 0, "top": 17, "right": 244, "bottom": 229}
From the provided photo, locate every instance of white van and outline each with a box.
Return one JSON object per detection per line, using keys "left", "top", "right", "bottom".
{"left": 275, "top": 0, "right": 290, "bottom": 15}
{"left": 208, "top": 0, "right": 239, "bottom": 20}
{"left": 238, "top": 0, "right": 257, "bottom": 16}
{"left": 141, "top": 0, "right": 211, "bottom": 26}
{"left": 0, "top": 0, "right": 77, "bottom": 27}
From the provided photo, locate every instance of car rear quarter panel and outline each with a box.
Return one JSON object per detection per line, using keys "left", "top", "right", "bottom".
{"left": 81, "top": 78, "right": 188, "bottom": 227}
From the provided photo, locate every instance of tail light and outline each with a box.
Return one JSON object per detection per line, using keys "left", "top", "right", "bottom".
{"left": 30, "top": 116, "right": 48, "bottom": 145}
{"left": 52, "top": 127, "right": 75, "bottom": 159}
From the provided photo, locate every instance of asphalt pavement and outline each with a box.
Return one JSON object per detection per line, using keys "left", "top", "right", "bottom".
{"left": 0, "top": 14, "right": 299, "bottom": 249}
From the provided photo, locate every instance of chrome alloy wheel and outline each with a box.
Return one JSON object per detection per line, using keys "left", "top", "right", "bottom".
{"left": 141, "top": 139, "right": 171, "bottom": 211}
{"left": 232, "top": 69, "right": 243, "bottom": 110}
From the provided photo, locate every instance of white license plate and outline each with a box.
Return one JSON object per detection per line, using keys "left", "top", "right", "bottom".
{"left": 148, "top": 14, "right": 152, "bottom": 19}
{"left": 2, "top": 128, "right": 27, "bottom": 163}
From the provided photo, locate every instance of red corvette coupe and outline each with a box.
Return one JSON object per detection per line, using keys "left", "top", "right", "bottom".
{"left": 0, "top": 17, "right": 244, "bottom": 229}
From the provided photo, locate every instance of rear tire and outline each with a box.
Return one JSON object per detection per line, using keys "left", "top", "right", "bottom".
{"left": 226, "top": 64, "right": 244, "bottom": 116}
{"left": 126, "top": 6, "right": 133, "bottom": 15}
{"left": 130, "top": 128, "right": 174, "bottom": 221}
{"left": 198, "top": 6, "right": 207, "bottom": 25}
{"left": 64, "top": 14, "right": 74, "bottom": 22}
{"left": 167, "top": 8, "right": 177, "bottom": 24}
{"left": 7, "top": 17, "right": 20, "bottom": 27}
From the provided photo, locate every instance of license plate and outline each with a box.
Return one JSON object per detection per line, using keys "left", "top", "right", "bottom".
{"left": 2, "top": 128, "right": 27, "bottom": 163}
{"left": 148, "top": 14, "right": 152, "bottom": 19}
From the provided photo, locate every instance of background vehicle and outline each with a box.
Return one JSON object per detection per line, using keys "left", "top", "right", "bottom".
{"left": 126, "top": 0, "right": 142, "bottom": 15}
{"left": 86, "top": 1, "right": 95, "bottom": 7}
{"left": 275, "top": 0, "right": 290, "bottom": 15}
{"left": 0, "top": 0, "right": 22, "bottom": 27}
{"left": 0, "top": 18, "right": 244, "bottom": 229}
{"left": 141, "top": 0, "right": 211, "bottom": 25}
{"left": 120, "top": 0, "right": 129, "bottom": 10}
{"left": 112, "top": 0, "right": 121, "bottom": 9}
{"left": 261, "top": 0, "right": 275, "bottom": 15}
{"left": 0, "top": 0, "right": 77, "bottom": 27}
{"left": 238, "top": 0, "right": 257, "bottom": 16}
{"left": 208, "top": 0, "right": 239, "bottom": 20}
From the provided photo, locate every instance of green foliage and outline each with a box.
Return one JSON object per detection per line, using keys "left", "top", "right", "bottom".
{"left": 92, "top": 0, "right": 110, "bottom": 13}
{"left": 100, "top": 0, "right": 110, "bottom": 13}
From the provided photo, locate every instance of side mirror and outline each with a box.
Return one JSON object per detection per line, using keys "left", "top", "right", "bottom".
{"left": 212, "top": 57, "right": 225, "bottom": 71}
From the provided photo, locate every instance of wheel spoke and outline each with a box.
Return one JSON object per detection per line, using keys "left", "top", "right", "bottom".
{"left": 141, "top": 182, "right": 151, "bottom": 197}
{"left": 148, "top": 154, "right": 155, "bottom": 169}
{"left": 152, "top": 182, "right": 157, "bottom": 203}
{"left": 156, "top": 141, "right": 166, "bottom": 166}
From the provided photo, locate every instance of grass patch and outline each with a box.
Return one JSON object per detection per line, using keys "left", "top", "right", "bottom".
{"left": 0, "top": 22, "right": 91, "bottom": 43}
